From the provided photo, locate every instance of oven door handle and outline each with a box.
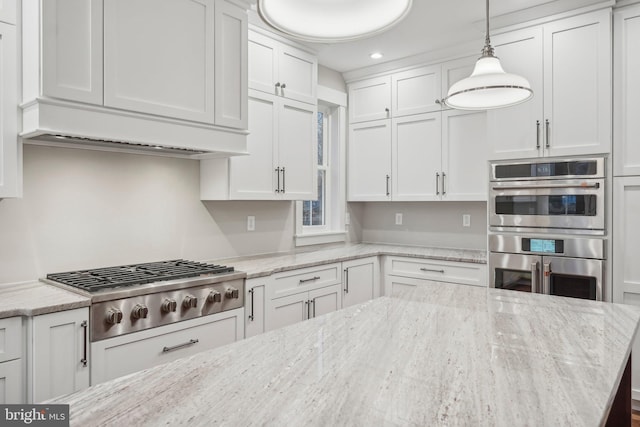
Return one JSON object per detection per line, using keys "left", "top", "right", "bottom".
{"left": 492, "top": 183, "right": 600, "bottom": 191}
{"left": 531, "top": 262, "right": 540, "bottom": 294}
{"left": 542, "top": 262, "right": 551, "bottom": 295}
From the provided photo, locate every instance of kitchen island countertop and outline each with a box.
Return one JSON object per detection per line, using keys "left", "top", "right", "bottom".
{"left": 52, "top": 282, "right": 640, "bottom": 426}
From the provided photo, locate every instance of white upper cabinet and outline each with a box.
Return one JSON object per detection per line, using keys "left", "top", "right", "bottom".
{"left": 614, "top": 4, "right": 640, "bottom": 177}
{"left": 248, "top": 28, "right": 317, "bottom": 105}
{"left": 104, "top": 0, "right": 215, "bottom": 123}
{"left": 488, "top": 9, "right": 611, "bottom": 160}
{"left": 348, "top": 120, "right": 392, "bottom": 201}
{"left": 0, "top": 0, "right": 16, "bottom": 24}
{"left": 0, "top": 19, "right": 17, "bottom": 198}
{"left": 348, "top": 76, "right": 391, "bottom": 123}
{"left": 41, "top": 0, "right": 103, "bottom": 105}
{"left": 392, "top": 65, "right": 442, "bottom": 117}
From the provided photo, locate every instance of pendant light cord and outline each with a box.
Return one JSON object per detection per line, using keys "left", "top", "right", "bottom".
{"left": 482, "top": 0, "right": 495, "bottom": 57}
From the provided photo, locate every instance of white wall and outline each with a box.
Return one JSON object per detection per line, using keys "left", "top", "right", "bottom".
{"left": 0, "top": 145, "right": 302, "bottom": 284}
{"left": 358, "top": 201, "right": 487, "bottom": 250}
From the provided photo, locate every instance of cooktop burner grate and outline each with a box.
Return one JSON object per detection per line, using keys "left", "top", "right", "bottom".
{"left": 47, "top": 260, "right": 235, "bottom": 292}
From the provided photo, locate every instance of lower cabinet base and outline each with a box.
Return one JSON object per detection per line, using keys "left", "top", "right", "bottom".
{"left": 91, "top": 308, "right": 244, "bottom": 385}
{"left": 0, "top": 359, "right": 23, "bottom": 404}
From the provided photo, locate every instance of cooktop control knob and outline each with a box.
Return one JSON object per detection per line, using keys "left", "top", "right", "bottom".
{"left": 106, "top": 308, "right": 123, "bottom": 325}
{"left": 225, "top": 287, "right": 239, "bottom": 299}
{"left": 161, "top": 298, "right": 177, "bottom": 313}
{"left": 207, "top": 291, "right": 222, "bottom": 303}
{"left": 132, "top": 304, "right": 149, "bottom": 319}
{"left": 183, "top": 295, "right": 198, "bottom": 309}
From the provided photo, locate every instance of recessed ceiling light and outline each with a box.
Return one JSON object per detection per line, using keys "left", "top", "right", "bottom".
{"left": 257, "top": 0, "right": 412, "bottom": 43}
{"left": 370, "top": 52, "right": 383, "bottom": 60}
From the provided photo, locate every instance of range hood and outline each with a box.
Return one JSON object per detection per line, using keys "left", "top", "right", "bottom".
{"left": 20, "top": 98, "right": 249, "bottom": 159}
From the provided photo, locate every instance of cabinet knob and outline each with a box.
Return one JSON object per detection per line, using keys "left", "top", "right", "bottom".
{"left": 385, "top": 107, "right": 389, "bottom": 113}
{"left": 281, "top": 83, "right": 286, "bottom": 89}
{"left": 275, "top": 82, "right": 281, "bottom": 88}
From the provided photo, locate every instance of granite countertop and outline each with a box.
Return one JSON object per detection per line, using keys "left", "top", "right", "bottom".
{"left": 215, "top": 243, "right": 486, "bottom": 279}
{"left": 0, "top": 281, "right": 90, "bottom": 319}
{"left": 52, "top": 283, "right": 640, "bottom": 426}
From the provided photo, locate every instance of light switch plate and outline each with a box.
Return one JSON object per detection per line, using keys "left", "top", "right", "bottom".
{"left": 247, "top": 216, "right": 255, "bottom": 231}
{"left": 395, "top": 213, "right": 403, "bottom": 225}
{"left": 463, "top": 214, "right": 471, "bottom": 227}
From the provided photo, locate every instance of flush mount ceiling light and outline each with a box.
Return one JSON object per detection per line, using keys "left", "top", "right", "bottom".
{"left": 370, "top": 52, "right": 383, "bottom": 59}
{"left": 444, "top": 0, "right": 533, "bottom": 110}
{"left": 257, "top": 0, "right": 412, "bottom": 43}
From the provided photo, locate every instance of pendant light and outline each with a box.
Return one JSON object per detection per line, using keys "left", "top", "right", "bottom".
{"left": 444, "top": 0, "right": 533, "bottom": 110}
{"left": 257, "top": 0, "right": 412, "bottom": 43}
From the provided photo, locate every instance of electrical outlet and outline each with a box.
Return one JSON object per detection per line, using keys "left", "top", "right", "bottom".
{"left": 463, "top": 214, "right": 471, "bottom": 227}
{"left": 395, "top": 213, "right": 403, "bottom": 225}
{"left": 345, "top": 212, "right": 351, "bottom": 225}
{"left": 247, "top": 216, "right": 255, "bottom": 231}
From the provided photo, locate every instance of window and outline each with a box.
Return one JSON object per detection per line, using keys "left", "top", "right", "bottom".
{"left": 295, "top": 95, "right": 346, "bottom": 247}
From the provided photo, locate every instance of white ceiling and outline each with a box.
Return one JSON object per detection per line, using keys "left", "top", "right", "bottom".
{"left": 251, "top": 0, "right": 611, "bottom": 74}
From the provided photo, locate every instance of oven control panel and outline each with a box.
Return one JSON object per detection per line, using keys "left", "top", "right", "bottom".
{"left": 522, "top": 238, "right": 564, "bottom": 254}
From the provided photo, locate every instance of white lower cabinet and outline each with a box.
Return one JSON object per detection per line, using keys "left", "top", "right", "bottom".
{"left": 245, "top": 278, "right": 266, "bottom": 338}
{"left": 91, "top": 308, "right": 244, "bottom": 385}
{"left": 29, "top": 308, "right": 90, "bottom": 403}
{"left": 342, "top": 257, "right": 380, "bottom": 308}
{"left": 613, "top": 176, "right": 640, "bottom": 400}
{"left": 0, "top": 316, "right": 23, "bottom": 404}
{"left": 266, "top": 284, "right": 341, "bottom": 331}
{"left": 386, "top": 276, "right": 441, "bottom": 297}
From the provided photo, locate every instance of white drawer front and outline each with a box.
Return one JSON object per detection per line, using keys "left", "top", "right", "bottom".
{"left": 270, "top": 263, "right": 341, "bottom": 299}
{"left": 91, "top": 308, "right": 243, "bottom": 385}
{"left": 387, "top": 257, "right": 486, "bottom": 286}
{"left": 0, "top": 317, "right": 21, "bottom": 363}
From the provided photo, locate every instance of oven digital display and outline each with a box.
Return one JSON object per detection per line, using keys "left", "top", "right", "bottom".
{"left": 529, "top": 239, "right": 556, "bottom": 253}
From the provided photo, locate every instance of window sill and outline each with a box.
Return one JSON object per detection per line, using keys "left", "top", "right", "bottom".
{"left": 294, "top": 231, "right": 347, "bottom": 247}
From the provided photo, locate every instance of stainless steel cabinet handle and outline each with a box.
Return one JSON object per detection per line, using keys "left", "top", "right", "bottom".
{"left": 386, "top": 175, "right": 390, "bottom": 196}
{"left": 385, "top": 107, "right": 390, "bottom": 114}
{"left": 163, "top": 339, "right": 199, "bottom": 353}
{"left": 536, "top": 120, "right": 541, "bottom": 149}
{"left": 492, "top": 183, "right": 600, "bottom": 191}
{"left": 80, "top": 320, "right": 88, "bottom": 368}
{"left": 275, "top": 167, "right": 281, "bottom": 193}
{"left": 420, "top": 268, "right": 445, "bottom": 273}
{"left": 248, "top": 288, "right": 255, "bottom": 321}
{"left": 531, "top": 261, "right": 539, "bottom": 293}
{"left": 281, "top": 83, "right": 286, "bottom": 89}
{"left": 299, "top": 276, "right": 321, "bottom": 284}
{"left": 436, "top": 173, "right": 440, "bottom": 195}
{"left": 543, "top": 262, "right": 551, "bottom": 295}
{"left": 545, "top": 119, "right": 550, "bottom": 148}
{"left": 344, "top": 268, "right": 349, "bottom": 294}
{"left": 312, "top": 299, "right": 316, "bottom": 318}
{"left": 442, "top": 172, "right": 446, "bottom": 195}
{"left": 435, "top": 99, "right": 441, "bottom": 105}
{"left": 305, "top": 300, "right": 310, "bottom": 319}
{"left": 281, "top": 167, "right": 286, "bottom": 193}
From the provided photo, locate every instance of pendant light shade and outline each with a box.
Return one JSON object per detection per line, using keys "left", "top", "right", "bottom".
{"left": 444, "top": 0, "right": 533, "bottom": 110}
{"left": 257, "top": 0, "right": 412, "bottom": 43}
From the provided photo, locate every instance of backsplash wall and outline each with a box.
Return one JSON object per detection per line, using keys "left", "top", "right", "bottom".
{"left": 0, "top": 145, "right": 308, "bottom": 284}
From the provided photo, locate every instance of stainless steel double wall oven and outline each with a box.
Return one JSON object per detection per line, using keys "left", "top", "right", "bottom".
{"left": 488, "top": 157, "right": 606, "bottom": 301}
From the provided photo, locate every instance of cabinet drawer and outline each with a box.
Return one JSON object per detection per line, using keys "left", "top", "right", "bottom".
{"left": 270, "top": 263, "right": 341, "bottom": 298}
{"left": 91, "top": 308, "right": 244, "bottom": 385}
{"left": 386, "top": 257, "right": 486, "bottom": 286}
{"left": 0, "top": 317, "right": 21, "bottom": 363}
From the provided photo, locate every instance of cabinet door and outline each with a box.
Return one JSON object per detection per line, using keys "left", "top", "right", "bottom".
{"left": 104, "top": 0, "right": 215, "bottom": 123}
{"left": 441, "top": 109, "right": 488, "bottom": 201}
{"left": 229, "top": 91, "right": 277, "bottom": 199}
{"left": 613, "top": 176, "right": 640, "bottom": 400}
{"left": 543, "top": 9, "right": 611, "bottom": 157}
{"left": 31, "top": 308, "right": 89, "bottom": 403}
{"left": 392, "top": 65, "right": 441, "bottom": 116}
{"left": 385, "top": 276, "right": 439, "bottom": 298}
{"left": 0, "top": 359, "right": 22, "bottom": 404}
{"left": 348, "top": 76, "right": 391, "bottom": 123}
{"left": 348, "top": 120, "right": 392, "bottom": 201}
{"left": 278, "top": 99, "right": 317, "bottom": 200}
{"left": 214, "top": 0, "right": 248, "bottom": 129}
{"left": 392, "top": 113, "right": 441, "bottom": 201}
{"left": 0, "top": 22, "right": 17, "bottom": 198}
{"left": 266, "top": 293, "right": 308, "bottom": 332}
{"left": 245, "top": 279, "right": 266, "bottom": 338}
{"left": 278, "top": 44, "right": 317, "bottom": 105}
{"left": 486, "top": 26, "right": 544, "bottom": 160}
{"left": 342, "top": 257, "right": 380, "bottom": 308}
{"left": 248, "top": 30, "right": 278, "bottom": 95}
{"left": 614, "top": 5, "right": 640, "bottom": 176}
{"left": 309, "top": 285, "right": 341, "bottom": 318}
{"left": 0, "top": 0, "right": 15, "bottom": 24}
{"left": 41, "top": 0, "right": 103, "bottom": 104}
{"left": 441, "top": 56, "right": 476, "bottom": 109}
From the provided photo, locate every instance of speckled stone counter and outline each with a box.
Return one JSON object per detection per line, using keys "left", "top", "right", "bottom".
{"left": 215, "top": 243, "right": 486, "bottom": 278}
{"left": 52, "top": 282, "right": 640, "bottom": 426}
{"left": 0, "top": 281, "right": 90, "bottom": 319}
